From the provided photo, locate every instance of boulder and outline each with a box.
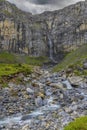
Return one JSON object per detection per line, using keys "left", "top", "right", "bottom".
{"left": 68, "top": 76, "right": 83, "bottom": 87}
{"left": 50, "top": 82, "right": 64, "bottom": 89}
{"left": 83, "top": 62, "right": 87, "bottom": 69}
{"left": 35, "top": 96, "right": 43, "bottom": 107}
{"left": 22, "top": 125, "right": 29, "bottom": 130}
{"left": 26, "top": 88, "right": 34, "bottom": 94}
{"left": 62, "top": 80, "right": 72, "bottom": 90}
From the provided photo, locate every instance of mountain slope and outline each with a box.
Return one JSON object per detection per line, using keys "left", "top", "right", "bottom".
{"left": 0, "top": 0, "right": 87, "bottom": 60}
{"left": 53, "top": 44, "right": 87, "bottom": 76}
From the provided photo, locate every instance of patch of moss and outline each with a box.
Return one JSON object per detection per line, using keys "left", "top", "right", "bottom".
{"left": 0, "top": 64, "right": 32, "bottom": 77}
{"left": 64, "top": 116, "right": 87, "bottom": 130}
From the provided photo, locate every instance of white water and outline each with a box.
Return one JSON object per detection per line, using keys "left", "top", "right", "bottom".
{"left": 62, "top": 80, "right": 72, "bottom": 90}
{"left": 48, "top": 35, "right": 53, "bottom": 61}
{"left": 48, "top": 35, "right": 57, "bottom": 63}
{"left": 0, "top": 96, "right": 60, "bottom": 126}
{"left": 0, "top": 114, "right": 22, "bottom": 125}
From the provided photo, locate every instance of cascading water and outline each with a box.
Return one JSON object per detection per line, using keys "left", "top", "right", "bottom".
{"left": 48, "top": 34, "right": 57, "bottom": 63}
{"left": 48, "top": 35, "right": 53, "bottom": 60}
{"left": 0, "top": 96, "right": 60, "bottom": 126}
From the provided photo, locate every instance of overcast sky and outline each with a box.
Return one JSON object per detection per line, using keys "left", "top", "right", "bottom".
{"left": 7, "top": 0, "right": 85, "bottom": 14}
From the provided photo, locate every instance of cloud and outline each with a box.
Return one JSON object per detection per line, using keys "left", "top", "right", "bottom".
{"left": 7, "top": 0, "right": 85, "bottom": 14}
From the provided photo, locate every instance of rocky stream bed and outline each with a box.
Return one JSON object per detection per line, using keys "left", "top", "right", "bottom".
{"left": 0, "top": 68, "right": 87, "bottom": 130}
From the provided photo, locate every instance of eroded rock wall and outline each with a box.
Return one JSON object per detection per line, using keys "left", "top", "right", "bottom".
{"left": 0, "top": 0, "right": 87, "bottom": 58}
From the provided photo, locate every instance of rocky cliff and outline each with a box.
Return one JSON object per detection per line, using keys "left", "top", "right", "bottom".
{"left": 0, "top": 0, "right": 87, "bottom": 60}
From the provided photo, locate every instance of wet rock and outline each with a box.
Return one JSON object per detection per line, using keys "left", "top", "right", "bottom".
{"left": 35, "top": 96, "right": 43, "bottom": 107}
{"left": 32, "top": 80, "right": 42, "bottom": 87}
{"left": 83, "top": 62, "right": 87, "bottom": 69}
{"left": 37, "top": 92, "right": 45, "bottom": 98}
{"left": 8, "top": 82, "right": 15, "bottom": 88}
{"left": 21, "top": 114, "right": 33, "bottom": 121}
{"left": 26, "top": 88, "right": 34, "bottom": 94}
{"left": 22, "top": 124, "right": 29, "bottom": 130}
{"left": 45, "top": 89, "right": 53, "bottom": 96}
{"left": 64, "top": 107, "right": 73, "bottom": 114}
{"left": 68, "top": 76, "right": 83, "bottom": 87}
{"left": 50, "top": 82, "right": 64, "bottom": 89}
{"left": 62, "top": 80, "right": 72, "bottom": 90}
{"left": 60, "top": 94, "right": 64, "bottom": 99}
{"left": 24, "top": 77, "right": 30, "bottom": 82}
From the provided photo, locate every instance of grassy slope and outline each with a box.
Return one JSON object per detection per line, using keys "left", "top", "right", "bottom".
{"left": 64, "top": 116, "right": 87, "bottom": 130}
{"left": 0, "top": 52, "right": 48, "bottom": 78}
{"left": 0, "top": 52, "right": 48, "bottom": 65}
{"left": 0, "top": 64, "right": 33, "bottom": 77}
{"left": 53, "top": 45, "right": 87, "bottom": 73}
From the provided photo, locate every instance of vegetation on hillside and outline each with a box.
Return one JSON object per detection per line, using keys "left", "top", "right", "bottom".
{"left": 0, "top": 52, "right": 49, "bottom": 85}
{"left": 64, "top": 116, "right": 87, "bottom": 130}
{"left": 53, "top": 45, "right": 87, "bottom": 75}
{"left": 0, "top": 52, "right": 48, "bottom": 65}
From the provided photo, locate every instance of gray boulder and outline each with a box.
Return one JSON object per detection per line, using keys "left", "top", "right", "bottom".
{"left": 35, "top": 96, "right": 43, "bottom": 107}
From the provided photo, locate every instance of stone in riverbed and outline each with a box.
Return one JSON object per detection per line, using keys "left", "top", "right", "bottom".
{"left": 37, "top": 92, "right": 45, "bottom": 98}
{"left": 50, "top": 82, "right": 64, "bottom": 89}
{"left": 35, "top": 96, "right": 43, "bottom": 107}
{"left": 83, "top": 62, "right": 87, "bottom": 69}
{"left": 21, "top": 114, "right": 33, "bottom": 120}
{"left": 32, "top": 80, "right": 43, "bottom": 87}
{"left": 22, "top": 124, "right": 29, "bottom": 130}
{"left": 62, "top": 80, "right": 72, "bottom": 90}
{"left": 64, "top": 107, "right": 73, "bottom": 114}
{"left": 26, "top": 88, "right": 34, "bottom": 94}
{"left": 68, "top": 76, "right": 83, "bottom": 87}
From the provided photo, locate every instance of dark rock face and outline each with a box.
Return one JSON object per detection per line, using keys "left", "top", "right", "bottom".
{"left": 0, "top": 0, "right": 87, "bottom": 58}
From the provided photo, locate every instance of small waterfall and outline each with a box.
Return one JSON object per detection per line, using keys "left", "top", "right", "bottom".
{"left": 48, "top": 35, "right": 53, "bottom": 61}
{"left": 48, "top": 34, "right": 57, "bottom": 63}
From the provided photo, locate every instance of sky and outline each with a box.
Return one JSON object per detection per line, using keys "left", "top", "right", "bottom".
{"left": 7, "top": 0, "right": 85, "bottom": 14}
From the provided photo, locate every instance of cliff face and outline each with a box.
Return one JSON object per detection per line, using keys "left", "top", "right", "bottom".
{"left": 0, "top": 0, "right": 87, "bottom": 59}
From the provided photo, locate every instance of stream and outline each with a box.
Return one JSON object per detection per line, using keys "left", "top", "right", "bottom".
{"left": 0, "top": 96, "right": 60, "bottom": 126}
{"left": 0, "top": 69, "right": 87, "bottom": 130}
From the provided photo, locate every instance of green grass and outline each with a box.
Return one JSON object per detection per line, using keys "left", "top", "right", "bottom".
{"left": 53, "top": 45, "right": 87, "bottom": 73}
{"left": 64, "top": 116, "right": 87, "bottom": 130}
{"left": 0, "top": 51, "right": 49, "bottom": 65}
{"left": 25, "top": 56, "right": 49, "bottom": 66}
{"left": 0, "top": 64, "right": 33, "bottom": 85}
{"left": 0, "top": 64, "right": 32, "bottom": 77}
{"left": 0, "top": 52, "right": 49, "bottom": 84}
{"left": 0, "top": 52, "right": 17, "bottom": 63}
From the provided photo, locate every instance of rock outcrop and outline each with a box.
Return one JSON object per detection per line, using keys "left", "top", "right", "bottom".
{"left": 0, "top": 0, "right": 87, "bottom": 59}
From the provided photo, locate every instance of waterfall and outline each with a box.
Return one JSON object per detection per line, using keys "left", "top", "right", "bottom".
{"left": 48, "top": 35, "right": 53, "bottom": 60}
{"left": 48, "top": 35, "right": 57, "bottom": 63}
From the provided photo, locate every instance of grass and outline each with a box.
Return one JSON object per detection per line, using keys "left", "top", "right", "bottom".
{"left": 64, "top": 116, "right": 87, "bottom": 130}
{"left": 0, "top": 51, "right": 49, "bottom": 65}
{"left": 0, "top": 51, "right": 49, "bottom": 85}
{"left": 25, "top": 56, "right": 49, "bottom": 66}
{"left": 0, "top": 64, "right": 32, "bottom": 77}
{"left": 53, "top": 44, "right": 87, "bottom": 73}
{"left": 0, "top": 63, "right": 33, "bottom": 85}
